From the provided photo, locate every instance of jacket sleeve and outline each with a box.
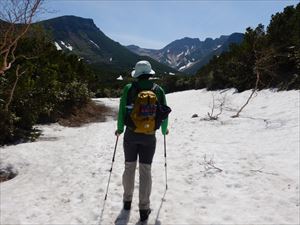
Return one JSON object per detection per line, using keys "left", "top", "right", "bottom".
{"left": 117, "top": 84, "right": 131, "bottom": 134}
{"left": 160, "top": 88, "right": 169, "bottom": 135}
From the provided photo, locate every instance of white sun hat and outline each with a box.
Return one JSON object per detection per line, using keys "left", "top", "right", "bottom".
{"left": 131, "top": 60, "right": 155, "bottom": 78}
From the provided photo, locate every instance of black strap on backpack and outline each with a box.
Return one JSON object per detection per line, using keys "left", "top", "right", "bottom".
{"left": 126, "top": 82, "right": 139, "bottom": 106}
{"left": 124, "top": 82, "right": 139, "bottom": 128}
{"left": 126, "top": 82, "right": 160, "bottom": 106}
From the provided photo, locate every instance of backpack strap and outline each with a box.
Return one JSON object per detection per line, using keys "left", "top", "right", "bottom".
{"left": 152, "top": 83, "right": 159, "bottom": 92}
{"left": 152, "top": 83, "right": 164, "bottom": 105}
{"left": 132, "top": 81, "right": 141, "bottom": 91}
{"left": 127, "top": 82, "right": 140, "bottom": 105}
{"left": 127, "top": 82, "right": 159, "bottom": 105}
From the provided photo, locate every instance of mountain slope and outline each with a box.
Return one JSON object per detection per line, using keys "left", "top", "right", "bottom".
{"left": 184, "top": 33, "right": 245, "bottom": 74}
{"left": 127, "top": 34, "right": 244, "bottom": 75}
{"left": 40, "top": 16, "right": 178, "bottom": 76}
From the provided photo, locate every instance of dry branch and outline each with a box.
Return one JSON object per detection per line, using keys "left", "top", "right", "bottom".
{"left": 250, "top": 167, "right": 279, "bottom": 176}
{"left": 231, "top": 38, "right": 263, "bottom": 118}
{"left": 231, "top": 71, "right": 260, "bottom": 118}
{"left": 206, "top": 93, "right": 226, "bottom": 120}
{"left": 4, "top": 64, "right": 26, "bottom": 111}
{"left": 199, "top": 154, "right": 223, "bottom": 177}
{"left": 0, "top": 0, "right": 42, "bottom": 75}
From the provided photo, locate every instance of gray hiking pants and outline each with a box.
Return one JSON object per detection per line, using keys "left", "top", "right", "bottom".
{"left": 122, "top": 129, "right": 156, "bottom": 210}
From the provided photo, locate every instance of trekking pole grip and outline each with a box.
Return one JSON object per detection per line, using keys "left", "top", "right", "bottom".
{"left": 112, "top": 135, "right": 119, "bottom": 163}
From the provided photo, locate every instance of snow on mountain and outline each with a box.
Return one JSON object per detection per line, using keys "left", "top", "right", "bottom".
{"left": 177, "top": 52, "right": 184, "bottom": 58}
{"left": 60, "top": 41, "right": 73, "bottom": 51}
{"left": 54, "top": 42, "right": 62, "bottom": 50}
{"left": 178, "top": 65, "right": 187, "bottom": 71}
{"left": 178, "top": 61, "right": 195, "bottom": 71}
{"left": 0, "top": 89, "right": 299, "bottom": 224}
{"left": 116, "top": 75, "right": 123, "bottom": 80}
{"left": 214, "top": 44, "right": 222, "bottom": 50}
{"left": 90, "top": 39, "right": 100, "bottom": 49}
{"left": 126, "top": 34, "right": 244, "bottom": 75}
{"left": 184, "top": 48, "right": 190, "bottom": 56}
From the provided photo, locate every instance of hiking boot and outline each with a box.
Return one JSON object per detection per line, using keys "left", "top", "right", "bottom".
{"left": 139, "top": 209, "right": 151, "bottom": 222}
{"left": 123, "top": 201, "right": 131, "bottom": 210}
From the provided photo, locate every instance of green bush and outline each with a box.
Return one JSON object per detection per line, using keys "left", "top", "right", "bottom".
{"left": 0, "top": 29, "right": 95, "bottom": 145}
{"left": 195, "top": 4, "right": 300, "bottom": 91}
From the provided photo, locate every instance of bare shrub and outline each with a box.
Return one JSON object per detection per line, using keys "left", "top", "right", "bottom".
{"left": 0, "top": 0, "right": 43, "bottom": 111}
{"left": 203, "top": 93, "right": 227, "bottom": 121}
{"left": 199, "top": 154, "right": 223, "bottom": 177}
{"left": 0, "top": 0, "right": 43, "bottom": 75}
{"left": 250, "top": 166, "right": 279, "bottom": 176}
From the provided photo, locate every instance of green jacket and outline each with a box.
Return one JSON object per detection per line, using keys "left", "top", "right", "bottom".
{"left": 117, "top": 80, "right": 168, "bottom": 135}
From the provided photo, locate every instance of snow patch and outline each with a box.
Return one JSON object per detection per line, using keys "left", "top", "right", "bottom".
{"left": 186, "top": 61, "right": 194, "bottom": 67}
{"left": 177, "top": 52, "right": 184, "bottom": 58}
{"left": 89, "top": 40, "right": 100, "bottom": 49}
{"left": 214, "top": 44, "right": 222, "bottom": 50}
{"left": 178, "top": 65, "right": 186, "bottom": 71}
{"left": 184, "top": 48, "right": 190, "bottom": 56}
{"left": 60, "top": 41, "right": 73, "bottom": 51}
{"left": 178, "top": 61, "right": 194, "bottom": 71}
{"left": 0, "top": 90, "right": 299, "bottom": 225}
{"left": 54, "top": 42, "right": 62, "bottom": 51}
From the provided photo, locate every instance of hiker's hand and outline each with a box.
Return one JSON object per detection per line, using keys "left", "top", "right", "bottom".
{"left": 165, "top": 129, "right": 169, "bottom": 135}
{"left": 115, "top": 130, "right": 121, "bottom": 137}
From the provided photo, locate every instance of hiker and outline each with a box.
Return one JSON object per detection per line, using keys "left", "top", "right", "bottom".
{"left": 115, "top": 60, "right": 169, "bottom": 222}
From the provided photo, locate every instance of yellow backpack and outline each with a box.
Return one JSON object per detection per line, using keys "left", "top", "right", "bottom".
{"left": 125, "top": 82, "right": 171, "bottom": 134}
{"left": 130, "top": 89, "right": 158, "bottom": 134}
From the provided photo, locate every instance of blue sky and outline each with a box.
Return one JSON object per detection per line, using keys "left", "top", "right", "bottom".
{"left": 43, "top": 0, "right": 298, "bottom": 49}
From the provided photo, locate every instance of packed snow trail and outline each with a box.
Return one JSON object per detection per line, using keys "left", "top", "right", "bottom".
{"left": 0, "top": 89, "right": 299, "bottom": 224}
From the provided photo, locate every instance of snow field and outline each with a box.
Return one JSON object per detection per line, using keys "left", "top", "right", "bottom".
{"left": 0, "top": 89, "right": 299, "bottom": 225}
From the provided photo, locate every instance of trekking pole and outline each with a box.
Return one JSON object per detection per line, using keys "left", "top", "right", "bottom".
{"left": 104, "top": 135, "right": 119, "bottom": 200}
{"left": 164, "top": 135, "right": 168, "bottom": 190}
